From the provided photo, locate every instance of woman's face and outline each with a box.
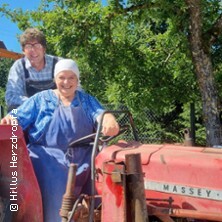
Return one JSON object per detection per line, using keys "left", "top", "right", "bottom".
{"left": 55, "top": 71, "right": 78, "bottom": 97}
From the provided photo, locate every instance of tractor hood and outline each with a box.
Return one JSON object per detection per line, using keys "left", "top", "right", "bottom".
{"left": 95, "top": 140, "right": 222, "bottom": 216}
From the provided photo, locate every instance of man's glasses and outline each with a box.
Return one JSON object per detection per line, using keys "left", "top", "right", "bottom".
{"left": 24, "top": 43, "right": 43, "bottom": 51}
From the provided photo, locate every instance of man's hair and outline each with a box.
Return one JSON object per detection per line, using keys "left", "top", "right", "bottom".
{"left": 20, "top": 28, "right": 47, "bottom": 49}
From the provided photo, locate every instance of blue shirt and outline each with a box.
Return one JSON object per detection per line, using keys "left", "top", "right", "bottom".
{"left": 10, "top": 90, "right": 104, "bottom": 143}
{"left": 5, "top": 54, "right": 60, "bottom": 107}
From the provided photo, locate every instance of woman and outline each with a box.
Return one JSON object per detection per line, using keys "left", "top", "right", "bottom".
{"left": 1, "top": 59, "right": 119, "bottom": 222}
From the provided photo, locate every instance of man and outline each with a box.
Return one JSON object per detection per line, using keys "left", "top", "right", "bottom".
{"left": 5, "top": 27, "right": 60, "bottom": 111}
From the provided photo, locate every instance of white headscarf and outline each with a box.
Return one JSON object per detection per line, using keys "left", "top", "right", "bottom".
{"left": 54, "top": 59, "right": 80, "bottom": 83}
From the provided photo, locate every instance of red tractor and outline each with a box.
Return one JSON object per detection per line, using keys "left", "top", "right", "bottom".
{"left": 0, "top": 110, "right": 222, "bottom": 222}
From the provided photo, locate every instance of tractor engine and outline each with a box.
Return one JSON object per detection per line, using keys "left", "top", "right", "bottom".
{"left": 95, "top": 140, "right": 222, "bottom": 222}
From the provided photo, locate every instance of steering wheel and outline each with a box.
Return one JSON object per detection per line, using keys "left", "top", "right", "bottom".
{"left": 68, "top": 125, "right": 129, "bottom": 148}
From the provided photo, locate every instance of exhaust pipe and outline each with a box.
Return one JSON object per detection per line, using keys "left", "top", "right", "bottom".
{"left": 125, "top": 153, "right": 149, "bottom": 222}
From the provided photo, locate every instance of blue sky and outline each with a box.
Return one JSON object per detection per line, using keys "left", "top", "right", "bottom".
{"left": 0, "top": 0, "right": 109, "bottom": 54}
{"left": 0, "top": 0, "right": 41, "bottom": 53}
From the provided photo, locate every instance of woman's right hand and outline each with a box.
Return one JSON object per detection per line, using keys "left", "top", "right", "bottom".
{"left": 0, "top": 115, "right": 18, "bottom": 125}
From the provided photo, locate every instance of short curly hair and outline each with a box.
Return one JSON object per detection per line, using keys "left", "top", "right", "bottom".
{"left": 20, "top": 28, "right": 47, "bottom": 49}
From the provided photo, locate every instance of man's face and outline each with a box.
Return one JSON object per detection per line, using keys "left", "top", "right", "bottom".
{"left": 23, "top": 41, "right": 46, "bottom": 69}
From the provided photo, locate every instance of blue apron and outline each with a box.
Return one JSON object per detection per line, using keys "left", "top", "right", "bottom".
{"left": 28, "top": 97, "right": 94, "bottom": 222}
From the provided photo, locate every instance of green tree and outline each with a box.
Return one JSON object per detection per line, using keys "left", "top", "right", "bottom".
{"left": 0, "top": 58, "right": 13, "bottom": 115}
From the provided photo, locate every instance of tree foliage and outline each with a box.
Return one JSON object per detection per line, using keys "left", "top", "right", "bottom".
{"left": 0, "top": 58, "right": 13, "bottom": 114}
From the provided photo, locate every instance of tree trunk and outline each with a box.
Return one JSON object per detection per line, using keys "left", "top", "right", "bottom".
{"left": 185, "top": 0, "right": 222, "bottom": 146}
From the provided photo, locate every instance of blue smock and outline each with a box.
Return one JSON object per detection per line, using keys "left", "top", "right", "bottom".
{"left": 28, "top": 96, "right": 94, "bottom": 222}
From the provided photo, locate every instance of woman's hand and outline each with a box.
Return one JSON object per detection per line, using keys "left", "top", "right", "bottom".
{"left": 100, "top": 113, "right": 120, "bottom": 136}
{"left": 0, "top": 115, "right": 18, "bottom": 125}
